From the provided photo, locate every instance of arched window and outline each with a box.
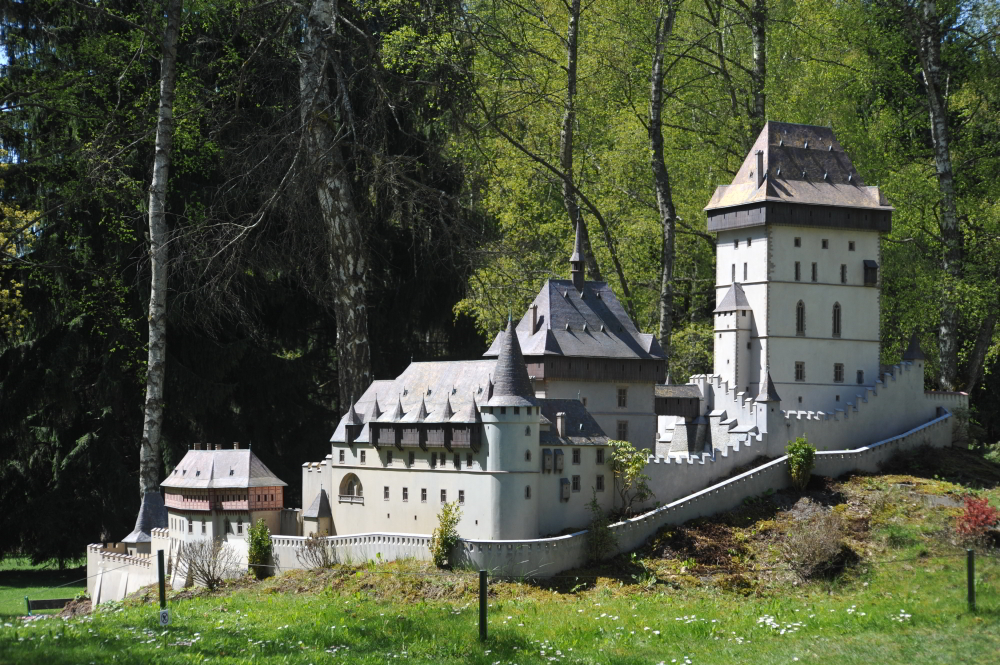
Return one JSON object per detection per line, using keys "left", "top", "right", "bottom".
{"left": 795, "top": 301, "right": 806, "bottom": 336}
{"left": 832, "top": 303, "right": 842, "bottom": 337}
{"left": 339, "top": 473, "right": 363, "bottom": 499}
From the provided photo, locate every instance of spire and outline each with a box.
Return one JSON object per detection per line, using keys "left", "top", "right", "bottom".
{"left": 756, "top": 368, "right": 781, "bottom": 402}
{"left": 121, "top": 492, "right": 167, "bottom": 544}
{"left": 344, "top": 400, "right": 363, "bottom": 426}
{"left": 454, "top": 394, "right": 482, "bottom": 423}
{"left": 367, "top": 394, "right": 383, "bottom": 421}
{"left": 902, "top": 333, "right": 926, "bottom": 361}
{"left": 488, "top": 317, "right": 538, "bottom": 407}
{"left": 570, "top": 220, "right": 585, "bottom": 291}
{"left": 412, "top": 395, "right": 428, "bottom": 421}
{"left": 441, "top": 395, "right": 455, "bottom": 420}
{"left": 389, "top": 395, "right": 405, "bottom": 421}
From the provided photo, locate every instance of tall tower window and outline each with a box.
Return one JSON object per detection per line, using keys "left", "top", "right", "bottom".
{"left": 796, "top": 301, "right": 806, "bottom": 336}
{"left": 840, "top": 264, "right": 847, "bottom": 283}
{"left": 732, "top": 264, "right": 736, "bottom": 283}
{"left": 795, "top": 362, "right": 805, "bottom": 381}
{"left": 832, "top": 303, "right": 842, "bottom": 337}
{"left": 794, "top": 262, "right": 801, "bottom": 281}
{"left": 743, "top": 263, "right": 748, "bottom": 281}
{"left": 811, "top": 263, "right": 818, "bottom": 282}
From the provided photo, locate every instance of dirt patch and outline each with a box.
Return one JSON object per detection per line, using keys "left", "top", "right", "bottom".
{"left": 58, "top": 598, "right": 92, "bottom": 618}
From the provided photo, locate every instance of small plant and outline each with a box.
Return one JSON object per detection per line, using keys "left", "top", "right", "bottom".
{"left": 608, "top": 439, "right": 654, "bottom": 516}
{"left": 247, "top": 519, "right": 272, "bottom": 579}
{"left": 786, "top": 436, "right": 816, "bottom": 490}
{"left": 295, "top": 533, "right": 337, "bottom": 569}
{"left": 780, "top": 510, "right": 853, "bottom": 579}
{"left": 429, "top": 500, "right": 462, "bottom": 568}
{"left": 586, "top": 492, "right": 617, "bottom": 562}
{"left": 956, "top": 496, "right": 999, "bottom": 542}
{"left": 181, "top": 538, "right": 241, "bottom": 590}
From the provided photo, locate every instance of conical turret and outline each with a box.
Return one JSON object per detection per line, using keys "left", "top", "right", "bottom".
{"left": 488, "top": 317, "right": 537, "bottom": 407}
{"left": 570, "top": 220, "right": 585, "bottom": 291}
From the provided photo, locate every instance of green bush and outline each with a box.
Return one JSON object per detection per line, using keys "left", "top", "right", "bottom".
{"left": 586, "top": 492, "right": 617, "bottom": 563}
{"left": 247, "top": 519, "right": 272, "bottom": 580}
{"left": 785, "top": 436, "right": 816, "bottom": 490}
{"left": 429, "top": 500, "right": 462, "bottom": 568}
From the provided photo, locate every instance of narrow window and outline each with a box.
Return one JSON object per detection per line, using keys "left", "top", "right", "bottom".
{"left": 743, "top": 263, "right": 748, "bottom": 281}
{"left": 360, "top": 450, "right": 366, "bottom": 464}
{"left": 857, "top": 370, "right": 864, "bottom": 384}
{"left": 408, "top": 451, "right": 415, "bottom": 466}
{"left": 596, "top": 448, "right": 605, "bottom": 465}
{"left": 616, "top": 420, "right": 629, "bottom": 441}
{"left": 864, "top": 261, "right": 879, "bottom": 286}
{"left": 458, "top": 490, "right": 465, "bottom": 505}
{"left": 796, "top": 301, "right": 806, "bottom": 336}
{"left": 387, "top": 450, "right": 393, "bottom": 465}
{"left": 822, "top": 239, "right": 829, "bottom": 249}
{"left": 525, "top": 485, "right": 532, "bottom": 499}
{"left": 832, "top": 303, "right": 842, "bottom": 337}
{"left": 795, "top": 362, "right": 805, "bottom": 382}
{"left": 201, "top": 520, "right": 206, "bottom": 535}
{"left": 731, "top": 264, "right": 736, "bottom": 283}
{"left": 466, "top": 453, "right": 473, "bottom": 468}
{"left": 500, "top": 406, "right": 506, "bottom": 415}
{"left": 421, "top": 488, "right": 427, "bottom": 502}
{"left": 840, "top": 264, "right": 847, "bottom": 284}
{"left": 188, "top": 518, "right": 193, "bottom": 534}
{"left": 572, "top": 448, "right": 581, "bottom": 464}
{"left": 339, "top": 449, "right": 345, "bottom": 463}
{"left": 794, "top": 261, "right": 801, "bottom": 281}
{"left": 384, "top": 486, "right": 389, "bottom": 501}
{"left": 794, "top": 237, "right": 801, "bottom": 247}
{"left": 454, "top": 453, "right": 460, "bottom": 469}
{"left": 572, "top": 475, "right": 581, "bottom": 492}
{"left": 811, "top": 262, "right": 818, "bottom": 282}
{"left": 440, "top": 489, "right": 447, "bottom": 503}
{"left": 617, "top": 387, "right": 628, "bottom": 408}
{"left": 596, "top": 475, "right": 605, "bottom": 492}
{"left": 834, "top": 363, "right": 844, "bottom": 383}
{"left": 237, "top": 518, "right": 243, "bottom": 535}
{"left": 525, "top": 450, "right": 532, "bottom": 462}
{"left": 849, "top": 241, "right": 855, "bottom": 251}
{"left": 747, "top": 237, "right": 752, "bottom": 247}
{"left": 734, "top": 238, "right": 739, "bottom": 249}
{"left": 582, "top": 397, "right": 587, "bottom": 407}
{"left": 525, "top": 425, "right": 531, "bottom": 436}
{"left": 513, "top": 406, "right": 520, "bottom": 415}
{"left": 402, "top": 487, "right": 409, "bottom": 502}
{"left": 430, "top": 454, "right": 436, "bottom": 468}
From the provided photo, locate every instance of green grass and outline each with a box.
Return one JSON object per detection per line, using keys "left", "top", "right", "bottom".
{"left": 0, "top": 558, "right": 87, "bottom": 620}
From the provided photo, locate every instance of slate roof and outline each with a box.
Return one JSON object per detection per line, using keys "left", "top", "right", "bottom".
{"left": 756, "top": 370, "right": 781, "bottom": 402}
{"left": 488, "top": 317, "right": 538, "bottom": 408}
{"left": 538, "top": 399, "right": 608, "bottom": 446}
{"left": 122, "top": 491, "right": 168, "bottom": 544}
{"left": 330, "top": 360, "right": 496, "bottom": 443}
{"left": 902, "top": 333, "right": 926, "bottom": 361}
{"left": 714, "top": 282, "right": 751, "bottom": 313}
{"left": 161, "top": 449, "right": 288, "bottom": 489}
{"left": 303, "top": 489, "right": 332, "bottom": 519}
{"left": 655, "top": 384, "right": 703, "bottom": 399}
{"left": 484, "top": 280, "right": 665, "bottom": 361}
{"left": 704, "top": 122, "right": 894, "bottom": 212}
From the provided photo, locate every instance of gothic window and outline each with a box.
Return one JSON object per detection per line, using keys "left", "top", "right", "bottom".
{"left": 339, "top": 474, "right": 363, "bottom": 498}
{"left": 832, "top": 303, "right": 842, "bottom": 337}
{"left": 796, "top": 301, "right": 806, "bottom": 336}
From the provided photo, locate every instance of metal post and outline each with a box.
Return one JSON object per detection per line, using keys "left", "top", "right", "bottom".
{"left": 479, "top": 569, "right": 487, "bottom": 642}
{"left": 158, "top": 550, "right": 166, "bottom": 609}
{"left": 967, "top": 549, "right": 976, "bottom": 612}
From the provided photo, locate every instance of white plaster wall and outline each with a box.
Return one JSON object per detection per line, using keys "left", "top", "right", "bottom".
{"left": 715, "top": 227, "right": 769, "bottom": 287}
{"left": 535, "top": 445, "right": 612, "bottom": 537}
{"left": 542, "top": 380, "right": 656, "bottom": 447}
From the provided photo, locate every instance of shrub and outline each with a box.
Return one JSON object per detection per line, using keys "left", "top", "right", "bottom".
{"left": 608, "top": 440, "right": 654, "bottom": 517}
{"left": 956, "top": 496, "right": 999, "bottom": 542}
{"left": 785, "top": 436, "right": 816, "bottom": 490}
{"left": 429, "top": 500, "right": 462, "bottom": 568}
{"left": 296, "top": 533, "right": 337, "bottom": 569}
{"left": 247, "top": 519, "right": 272, "bottom": 579}
{"left": 181, "top": 538, "right": 241, "bottom": 590}
{"left": 780, "top": 510, "right": 853, "bottom": 579}
{"left": 586, "top": 492, "right": 617, "bottom": 563}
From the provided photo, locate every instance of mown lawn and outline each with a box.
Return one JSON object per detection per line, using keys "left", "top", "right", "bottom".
{"left": 0, "top": 558, "right": 86, "bottom": 620}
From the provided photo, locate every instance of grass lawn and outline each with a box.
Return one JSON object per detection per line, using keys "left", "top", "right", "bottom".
{"left": 0, "top": 558, "right": 86, "bottom": 620}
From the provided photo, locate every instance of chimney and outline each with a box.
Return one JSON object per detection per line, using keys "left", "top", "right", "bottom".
{"left": 531, "top": 304, "right": 538, "bottom": 334}
{"left": 555, "top": 412, "right": 567, "bottom": 437}
{"left": 755, "top": 150, "right": 764, "bottom": 189}
{"left": 233, "top": 442, "right": 240, "bottom": 449}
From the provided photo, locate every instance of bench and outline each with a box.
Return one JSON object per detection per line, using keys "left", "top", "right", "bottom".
{"left": 24, "top": 597, "right": 73, "bottom": 616}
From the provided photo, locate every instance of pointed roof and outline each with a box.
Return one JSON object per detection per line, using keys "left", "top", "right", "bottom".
{"left": 122, "top": 491, "right": 168, "bottom": 544}
{"left": 303, "top": 489, "right": 332, "bottom": 519}
{"left": 488, "top": 317, "right": 538, "bottom": 407}
{"left": 344, "top": 401, "right": 363, "bottom": 426}
{"left": 902, "top": 333, "right": 926, "bottom": 361}
{"left": 756, "top": 369, "right": 781, "bottom": 402}
{"left": 440, "top": 395, "right": 455, "bottom": 420}
{"left": 367, "top": 394, "right": 382, "bottom": 421}
{"left": 570, "top": 220, "right": 584, "bottom": 262}
{"left": 714, "top": 282, "right": 751, "bottom": 313}
{"left": 704, "top": 122, "right": 893, "bottom": 224}
{"left": 452, "top": 394, "right": 482, "bottom": 423}
{"left": 386, "top": 395, "right": 405, "bottom": 421}
{"left": 402, "top": 395, "right": 429, "bottom": 422}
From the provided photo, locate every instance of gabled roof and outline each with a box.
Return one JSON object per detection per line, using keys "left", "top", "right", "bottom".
{"left": 303, "top": 489, "right": 332, "bottom": 519}
{"left": 704, "top": 122, "right": 893, "bottom": 213}
{"left": 714, "top": 282, "right": 751, "bottom": 313}
{"left": 484, "top": 280, "right": 665, "bottom": 361}
{"left": 655, "top": 384, "right": 702, "bottom": 399}
{"left": 161, "top": 449, "right": 287, "bottom": 489}
{"left": 122, "top": 491, "right": 168, "bottom": 544}
{"left": 538, "top": 399, "right": 608, "bottom": 446}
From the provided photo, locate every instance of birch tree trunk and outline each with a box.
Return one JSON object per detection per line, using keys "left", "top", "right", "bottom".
{"left": 138, "top": 0, "right": 182, "bottom": 498}
{"left": 749, "top": 0, "right": 767, "bottom": 138}
{"left": 300, "top": 0, "right": 372, "bottom": 406}
{"left": 649, "top": 0, "right": 679, "bottom": 377}
{"left": 916, "top": 0, "right": 962, "bottom": 391}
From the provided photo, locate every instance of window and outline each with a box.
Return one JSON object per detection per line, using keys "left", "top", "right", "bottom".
{"left": 525, "top": 450, "right": 532, "bottom": 462}
{"left": 840, "top": 264, "right": 847, "bottom": 284}
{"left": 513, "top": 406, "right": 519, "bottom": 415}
{"left": 596, "top": 475, "right": 605, "bottom": 492}
{"left": 466, "top": 453, "right": 473, "bottom": 468}
{"left": 525, "top": 425, "right": 531, "bottom": 436}
{"left": 440, "top": 489, "right": 447, "bottom": 503}
{"left": 500, "top": 407, "right": 506, "bottom": 415}
{"left": 582, "top": 397, "right": 587, "bottom": 407}
{"left": 834, "top": 363, "right": 844, "bottom": 383}
{"left": 796, "top": 301, "right": 806, "bottom": 336}
{"left": 454, "top": 453, "right": 460, "bottom": 469}
{"left": 747, "top": 237, "right": 752, "bottom": 246}
{"left": 188, "top": 518, "right": 193, "bottom": 534}
{"left": 237, "top": 518, "right": 243, "bottom": 535}
{"left": 596, "top": 448, "right": 605, "bottom": 465}
{"left": 743, "top": 263, "right": 748, "bottom": 281}
{"left": 525, "top": 485, "right": 532, "bottom": 499}
{"left": 572, "top": 475, "right": 581, "bottom": 492}
{"left": 731, "top": 264, "right": 736, "bottom": 282}
{"left": 822, "top": 239, "right": 829, "bottom": 249}
{"left": 811, "top": 262, "right": 818, "bottom": 282}
{"left": 794, "top": 237, "right": 801, "bottom": 247}
{"left": 616, "top": 420, "right": 629, "bottom": 440}
{"left": 384, "top": 486, "right": 390, "bottom": 500}
{"left": 339, "top": 449, "right": 345, "bottom": 463}
{"left": 734, "top": 239, "right": 739, "bottom": 249}
{"left": 832, "top": 303, "right": 842, "bottom": 337}
{"left": 572, "top": 448, "right": 581, "bottom": 465}
{"left": 794, "top": 261, "right": 801, "bottom": 281}
{"left": 795, "top": 362, "right": 805, "bottom": 382}
{"left": 201, "top": 520, "right": 206, "bottom": 534}
{"left": 458, "top": 490, "right": 465, "bottom": 505}
{"left": 430, "top": 454, "right": 436, "bottom": 468}
{"left": 864, "top": 261, "right": 879, "bottom": 286}
{"left": 617, "top": 387, "right": 628, "bottom": 408}
{"left": 408, "top": 451, "right": 415, "bottom": 465}
{"left": 387, "top": 450, "right": 393, "bottom": 465}
{"left": 402, "top": 487, "right": 409, "bottom": 502}
{"left": 849, "top": 241, "right": 855, "bottom": 251}
{"left": 421, "top": 488, "right": 427, "bottom": 502}
{"left": 360, "top": 450, "right": 366, "bottom": 464}
{"left": 857, "top": 370, "right": 864, "bottom": 384}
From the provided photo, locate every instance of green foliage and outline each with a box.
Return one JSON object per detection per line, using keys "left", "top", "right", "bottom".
{"left": 429, "top": 500, "right": 462, "bottom": 568}
{"left": 586, "top": 492, "right": 617, "bottom": 563}
{"left": 785, "top": 437, "right": 817, "bottom": 491}
{"left": 608, "top": 440, "right": 654, "bottom": 517}
{"left": 247, "top": 520, "right": 272, "bottom": 580}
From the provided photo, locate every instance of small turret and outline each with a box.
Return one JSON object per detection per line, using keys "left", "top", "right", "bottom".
{"left": 570, "top": 220, "right": 585, "bottom": 292}
{"left": 488, "top": 316, "right": 538, "bottom": 407}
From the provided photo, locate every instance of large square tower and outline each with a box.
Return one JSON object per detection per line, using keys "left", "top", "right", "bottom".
{"left": 705, "top": 122, "right": 893, "bottom": 411}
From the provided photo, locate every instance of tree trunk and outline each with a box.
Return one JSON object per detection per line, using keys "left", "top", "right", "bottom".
{"left": 300, "top": 0, "right": 372, "bottom": 407}
{"left": 965, "top": 311, "right": 996, "bottom": 394}
{"left": 559, "top": 0, "right": 602, "bottom": 281}
{"left": 749, "top": 0, "right": 767, "bottom": 138}
{"left": 138, "top": 0, "right": 182, "bottom": 498}
{"left": 649, "top": 0, "right": 679, "bottom": 376}
{"left": 916, "top": 0, "right": 961, "bottom": 390}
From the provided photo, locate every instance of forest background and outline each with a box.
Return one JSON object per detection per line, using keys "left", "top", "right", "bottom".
{"left": 1, "top": 0, "right": 999, "bottom": 564}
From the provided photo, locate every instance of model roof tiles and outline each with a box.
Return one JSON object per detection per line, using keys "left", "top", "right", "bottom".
{"left": 303, "top": 489, "right": 332, "bottom": 519}
{"left": 122, "top": 491, "right": 168, "bottom": 544}
{"left": 488, "top": 317, "right": 538, "bottom": 407}
{"left": 714, "top": 282, "right": 751, "bottom": 313}
{"left": 538, "top": 399, "right": 608, "bottom": 445}
{"left": 161, "top": 449, "right": 287, "bottom": 489}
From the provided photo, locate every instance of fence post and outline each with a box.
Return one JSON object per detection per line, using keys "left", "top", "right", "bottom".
{"left": 967, "top": 549, "right": 976, "bottom": 612}
{"left": 479, "top": 569, "right": 487, "bottom": 642}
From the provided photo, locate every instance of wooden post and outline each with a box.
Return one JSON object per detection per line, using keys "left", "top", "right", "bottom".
{"left": 968, "top": 548, "right": 976, "bottom": 612}
{"left": 479, "top": 569, "right": 487, "bottom": 641}
{"left": 158, "top": 550, "right": 166, "bottom": 609}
